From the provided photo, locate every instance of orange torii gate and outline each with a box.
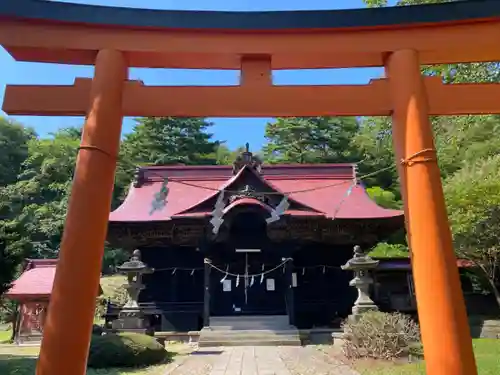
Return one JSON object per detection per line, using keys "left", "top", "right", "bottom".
{"left": 2, "top": 1, "right": 500, "bottom": 374}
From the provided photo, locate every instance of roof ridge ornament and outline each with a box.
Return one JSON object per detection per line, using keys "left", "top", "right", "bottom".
{"left": 133, "top": 167, "right": 145, "bottom": 188}
{"left": 232, "top": 142, "right": 263, "bottom": 175}
{"left": 228, "top": 184, "right": 267, "bottom": 204}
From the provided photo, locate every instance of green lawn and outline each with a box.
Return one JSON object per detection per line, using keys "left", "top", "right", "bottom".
{"left": 354, "top": 339, "right": 500, "bottom": 375}
{"left": 0, "top": 328, "right": 11, "bottom": 343}
{"left": 0, "top": 342, "right": 188, "bottom": 375}
{"left": 100, "top": 275, "right": 127, "bottom": 298}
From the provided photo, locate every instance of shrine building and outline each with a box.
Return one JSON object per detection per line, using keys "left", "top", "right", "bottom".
{"left": 106, "top": 149, "right": 405, "bottom": 332}
{"left": 4, "top": 153, "right": 483, "bottom": 343}
{"left": 4, "top": 259, "right": 102, "bottom": 344}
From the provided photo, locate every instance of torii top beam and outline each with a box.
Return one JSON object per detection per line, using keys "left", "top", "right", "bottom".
{"left": 1, "top": 0, "right": 500, "bottom": 69}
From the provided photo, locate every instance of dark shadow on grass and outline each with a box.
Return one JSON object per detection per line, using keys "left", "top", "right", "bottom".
{"left": 0, "top": 354, "right": 37, "bottom": 374}
{"left": 88, "top": 352, "right": 175, "bottom": 374}
{"left": 0, "top": 349, "right": 175, "bottom": 374}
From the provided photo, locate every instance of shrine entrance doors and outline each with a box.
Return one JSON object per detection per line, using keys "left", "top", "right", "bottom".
{"left": 209, "top": 248, "right": 287, "bottom": 316}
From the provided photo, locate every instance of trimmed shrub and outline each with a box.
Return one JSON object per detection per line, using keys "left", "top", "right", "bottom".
{"left": 341, "top": 311, "right": 420, "bottom": 360}
{"left": 91, "top": 324, "right": 104, "bottom": 336}
{"left": 408, "top": 342, "right": 424, "bottom": 361}
{"left": 87, "top": 332, "right": 169, "bottom": 368}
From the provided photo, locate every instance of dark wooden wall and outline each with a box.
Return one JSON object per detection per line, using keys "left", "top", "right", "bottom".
{"left": 138, "top": 242, "right": 357, "bottom": 330}
{"left": 292, "top": 244, "right": 356, "bottom": 328}
{"left": 139, "top": 245, "right": 204, "bottom": 331}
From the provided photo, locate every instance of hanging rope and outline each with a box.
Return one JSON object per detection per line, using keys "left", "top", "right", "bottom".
{"left": 331, "top": 179, "right": 357, "bottom": 219}
{"left": 153, "top": 266, "right": 203, "bottom": 272}
{"left": 152, "top": 263, "right": 343, "bottom": 274}
{"left": 149, "top": 164, "right": 395, "bottom": 196}
{"left": 208, "top": 258, "right": 292, "bottom": 278}
{"left": 400, "top": 148, "right": 437, "bottom": 167}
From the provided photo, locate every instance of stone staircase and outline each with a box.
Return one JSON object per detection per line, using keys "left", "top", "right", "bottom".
{"left": 470, "top": 319, "right": 500, "bottom": 338}
{"left": 199, "top": 315, "right": 301, "bottom": 347}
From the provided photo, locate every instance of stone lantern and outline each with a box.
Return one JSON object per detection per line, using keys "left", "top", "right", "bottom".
{"left": 341, "top": 245, "right": 379, "bottom": 322}
{"left": 112, "top": 249, "right": 154, "bottom": 333}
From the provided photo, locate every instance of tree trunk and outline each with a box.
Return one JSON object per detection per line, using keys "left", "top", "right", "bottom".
{"left": 487, "top": 277, "right": 500, "bottom": 312}
{"left": 10, "top": 304, "right": 19, "bottom": 343}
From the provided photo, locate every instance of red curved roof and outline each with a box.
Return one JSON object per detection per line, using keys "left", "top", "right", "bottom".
{"left": 109, "top": 164, "right": 402, "bottom": 222}
{"left": 4, "top": 259, "right": 102, "bottom": 300}
{"left": 5, "top": 259, "right": 57, "bottom": 299}
{"left": 223, "top": 197, "right": 272, "bottom": 214}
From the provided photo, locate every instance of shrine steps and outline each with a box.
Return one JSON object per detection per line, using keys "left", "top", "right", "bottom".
{"left": 199, "top": 315, "right": 301, "bottom": 347}
{"left": 198, "top": 329, "right": 302, "bottom": 347}
{"left": 209, "top": 315, "right": 292, "bottom": 331}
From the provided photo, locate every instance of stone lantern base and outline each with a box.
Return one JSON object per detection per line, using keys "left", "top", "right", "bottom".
{"left": 111, "top": 308, "right": 153, "bottom": 336}
{"left": 348, "top": 304, "right": 379, "bottom": 323}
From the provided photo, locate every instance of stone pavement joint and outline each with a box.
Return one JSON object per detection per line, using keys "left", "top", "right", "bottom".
{"left": 201, "top": 346, "right": 359, "bottom": 375}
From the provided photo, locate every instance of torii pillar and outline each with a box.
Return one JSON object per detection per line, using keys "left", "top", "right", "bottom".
{"left": 386, "top": 49, "right": 477, "bottom": 375}
{"left": 36, "top": 50, "right": 127, "bottom": 375}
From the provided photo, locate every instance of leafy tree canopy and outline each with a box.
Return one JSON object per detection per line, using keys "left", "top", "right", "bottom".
{"left": 0, "top": 117, "right": 36, "bottom": 187}
{"left": 444, "top": 155, "right": 500, "bottom": 305}
{"left": 263, "top": 117, "right": 361, "bottom": 164}
{"left": 121, "top": 117, "right": 220, "bottom": 166}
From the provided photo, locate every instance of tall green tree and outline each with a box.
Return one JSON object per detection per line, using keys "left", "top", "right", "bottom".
{"left": 115, "top": 117, "right": 221, "bottom": 203}
{"left": 263, "top": 117, "right": 360, "bottom": 164}
{"left": 0, "top": 238, "right": 18, "bottom": 295}
{"left": 352, "top": 116, "right": 399, "bottom": 192}
{"left": 353, "top": 114, "right": 500, "bottom": 193}
{"left": 121, "top": 117, "right": 220, "bottom": 166}
{"left": 0, "top": 118, "right": 35, "bottom": 187}
{"left": 0, "top": 119, "right": 36, "bottom": 287}
{"left": 213, "top": 144, "right": 233, "bottom": 165}
{"left": 0, "top": 129, "right": 81, "bottom": 260}
{"left": 444, "top": 155, "right": 500, "bottom": 307}
{"left": 366, "top": 186, "right": 401, "bottom": 210}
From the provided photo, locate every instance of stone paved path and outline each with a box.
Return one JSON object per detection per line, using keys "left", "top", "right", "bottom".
{"left": 278, "top": 346, "right": 359, "bottom": 375}
{"left": 164, "top": 346, "right": 359, "bottom": 375}
{"left": 210, "top": 347, "right": 290, "bottom": 375}
{"left": 164, "top": 346, "right": 219, "bottom": 375}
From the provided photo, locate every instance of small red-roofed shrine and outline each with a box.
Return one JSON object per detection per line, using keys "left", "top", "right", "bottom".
{"left": 4, "top": 259, "right": 102, "bottom": 344}
{"left": 5, "top": 260, "right": 57, "bottom": 343}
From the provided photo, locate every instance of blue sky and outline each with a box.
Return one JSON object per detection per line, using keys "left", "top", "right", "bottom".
{"left": 0, "top": 0, "right": 396, "bottom": 150}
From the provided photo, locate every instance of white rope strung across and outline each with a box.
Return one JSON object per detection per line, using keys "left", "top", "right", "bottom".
{"left": 148, "top": 163, "right": 395, "bottom": 196}
{"left": 145, "top": 162, "right": 396, "bottom": 218}
{"left": 331, "top": 179, "right": 357, "bottom": 219}
{"left": 153, "top": 267, "right": 203, "bottom": 272}
{"left": 220, "top": 265, "right": 229, "bottom": 283}
{"left": 209, "top": 257, "right": 292, "bottom": 278}
{"left": 148, "top": 263, "right": 343, "bottom": 276}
